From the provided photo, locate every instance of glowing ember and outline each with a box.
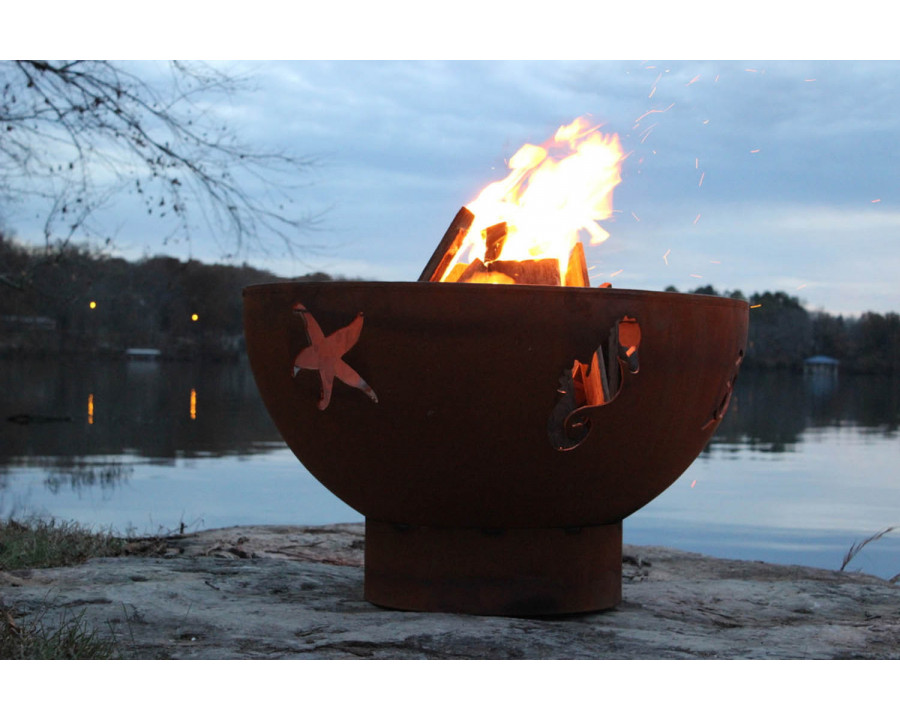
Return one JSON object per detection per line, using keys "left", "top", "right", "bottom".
{"left": 438, "top": 116, "right": 625, "bottom": 287}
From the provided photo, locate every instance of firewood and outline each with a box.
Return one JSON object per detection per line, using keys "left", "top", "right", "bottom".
{"left": 564, "top": 241, "right": 590, "bottom": 287}
{"left": 606, "top": 316, "right": 642, "bottom": 398}
{"left": 588, "top": 344, "right": 611, "bottom": 404}
{"left": 456, "top": 258, "right": 488, "bottom": 283}
{"left": 443, "top": 263, "right": 470, "bottom": 282}
{"left": 418, "top": 207, "right": 475, "bottom": 282}
{"left": 486, "top": 259, "right": 561, "bottom": 286}
{"left": 617, "top": 316, "right": 641, "bottom": 373}
{"left": 572, "top": 345, "right": 609, "bottom": 407}
{"left": 457, "top": 258, "right": 515, "bottom": 284}
{"left": 483, "top": 222, "right": 508, "bottom": 263}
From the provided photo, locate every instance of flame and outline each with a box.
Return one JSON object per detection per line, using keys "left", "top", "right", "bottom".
{"left": 441, "top": 116, "right": 625, "bottom": 285}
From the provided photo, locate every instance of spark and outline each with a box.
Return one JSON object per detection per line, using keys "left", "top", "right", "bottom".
{"left": 610, "top": 269, "right": 624, "bottom": 277}
{"left": 750, "top": 148, "right": 760, "bottom": 154}
{"left": 745, "top": 68, "right": 758, "bottom": 73}
{"left": 804, "top": 78, "right": 816, "bottom": 82}
{"left": 634, "top": 102, "right": 675, "bottom": 126}
{"left": 695, "top": 158, "right": 699, "bottom": 169}
{"left": 690, "top": 479, "right": 697, "bottom": 489}
{"left": 796, "top": 283, "right": 807, "bottom": 290}
{"left": 750, "top": 304, "right": 762, "bottom": 309}
{"left": 709, "top": 260, "right": 721, "bottom": 264}
{"left": 631, "top": 212, "right": 641, "bottom": 222}
{"left": 639, "top": 124, "right": 657, "bottom": 143}
{"left": 872, "top": 198, "right": 882, "bottom": 203}
{"left": 648, "top": 86, "right": 656, "bottom": 99}
{"left": 690, "top": 274, "right": 703, "bottom": 279}
{"left": 663, "top": 249, "right": 671, "bottom": 265}
{"left": 686, "top": 75, "right": 701, "bottom": 86}
{"left": 693, "top": 213, "right": 701, "bottom": 224}
{"left": 698, "top": 171, "right": 705, "bottom": 187}
{"left": 702, "top": 119, "right": 710, "bottom": 125}
{"left": 715, "top": 74, "right": 720, "bottom": 82}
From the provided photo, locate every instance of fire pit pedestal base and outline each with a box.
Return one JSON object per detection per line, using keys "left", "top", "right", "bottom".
{"left": 364, "top": 520, "right": 622, "bottom": 616}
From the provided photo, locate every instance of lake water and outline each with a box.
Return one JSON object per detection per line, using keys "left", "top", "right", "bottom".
{"left": 1, "top": 357, "right": 898, "bottom": 580}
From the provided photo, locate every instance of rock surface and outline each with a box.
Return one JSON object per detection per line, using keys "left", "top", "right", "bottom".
{"left": 2, "top": 523, "right": 898, "bottom": 659}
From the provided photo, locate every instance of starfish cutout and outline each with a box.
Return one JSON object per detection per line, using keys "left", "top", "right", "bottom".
{"left": 292, "top": 303, "right": 379, "bottom": 411}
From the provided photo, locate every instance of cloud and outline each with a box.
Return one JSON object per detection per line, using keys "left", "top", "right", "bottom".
{"left": 7, "top": 59, "right": 900, "bottom": 316}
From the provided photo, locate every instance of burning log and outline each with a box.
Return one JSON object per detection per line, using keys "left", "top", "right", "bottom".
{"left": 607, "top": 316, "right": 641, "bottom": 397}
{"left": 483, "top": 222, "right": 508, "bottom": 263}
{"left": 443, "top": 262, "right": 471, "bottom": 282}
{"left": 564, "top": 242, "right": 590, "bottom": 288}
{"left": 422, "top": 209, "right": 596, "bottom": 288}
{"left": 450, "top": 257, "right": 561, "bottom": 286}
{"left": 617, "top": 316, "right": 641, "bottom": 374}
{"left": 421, "top": 208, "right": 600, "bottom": 288}
{"left": 419, "top": 207, "right": 475, "bottom": 282}
{"left": 453, "top": 258, "right": 510, "bottom": 284}
{"left": 572, "top": 344, "right": 610, "bottom": 407}
{"left": 488, "top": 259, "right": 561, "bottom": 286}
{"left": 455, "top": 258, "right": 490, "bottom": 283}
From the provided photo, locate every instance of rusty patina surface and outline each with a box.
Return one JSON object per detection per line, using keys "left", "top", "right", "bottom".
{"left": 243, "top": 281, "right": 748, "bottom": 614}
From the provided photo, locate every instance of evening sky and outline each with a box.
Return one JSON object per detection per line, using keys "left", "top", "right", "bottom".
{"left": 5, "top": 6, "right": 899, "bottom": 316}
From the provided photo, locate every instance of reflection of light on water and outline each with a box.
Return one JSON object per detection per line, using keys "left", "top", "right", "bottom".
{"left": 190, "top": 388, "right": 197, "bottom": 420}
{"left": 87, "top": 393, "right": 94, "bottom": 425}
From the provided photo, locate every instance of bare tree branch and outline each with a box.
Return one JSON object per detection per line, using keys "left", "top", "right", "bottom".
{"left": 0, "top": 60, "right": 320, "bottom": 261}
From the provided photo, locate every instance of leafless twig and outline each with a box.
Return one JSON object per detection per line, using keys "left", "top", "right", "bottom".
{"left": 1, "top": 60, "right": 321, "bottom": 261}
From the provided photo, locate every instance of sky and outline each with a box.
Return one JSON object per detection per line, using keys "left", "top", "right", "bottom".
{"left": 5, "top": 9, "right": 900, "bottom": 317}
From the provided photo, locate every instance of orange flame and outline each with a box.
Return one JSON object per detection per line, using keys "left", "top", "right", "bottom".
{"left": 441, "top": 116, "right": 625, "bottom": 285}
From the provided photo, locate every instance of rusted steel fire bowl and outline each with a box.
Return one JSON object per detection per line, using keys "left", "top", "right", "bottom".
{"left": 243, "top": 281, "right": 748, "bottom": 616}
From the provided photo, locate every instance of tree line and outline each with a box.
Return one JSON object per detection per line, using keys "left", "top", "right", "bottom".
{"left": 676, "top": 284, "right": 900, "bottom": 374}
{"left": 3, "top": 233, "right": 898, "bottom": 372}
{"left": 0, "top": 232, "right": 331, "bottom": 360}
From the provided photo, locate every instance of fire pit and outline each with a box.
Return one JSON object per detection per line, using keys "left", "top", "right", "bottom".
{"left": 243, "top": 116, "right": 748, "bottom": 615}
{"left": 243, "top": 281, "right": 747, "bottom": 615}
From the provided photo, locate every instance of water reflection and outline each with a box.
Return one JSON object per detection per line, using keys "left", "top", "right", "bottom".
{"left": 1, "top": 357, "right": 283, "bottom": 464}
{"left": 44, "top": 460, "right": 133, "bottom": 497}
{"left": 1, "top": 358, "right": 898, "bottom": 578}
{"left": 707, "top": 369, "right": 900, "bottom": 453}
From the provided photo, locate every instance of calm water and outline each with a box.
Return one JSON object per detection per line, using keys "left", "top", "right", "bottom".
{"left": 1, "top": 358, "right": 898, "bottom": 579}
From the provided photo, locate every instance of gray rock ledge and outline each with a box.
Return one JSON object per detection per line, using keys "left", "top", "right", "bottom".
{"left": 2, "top": 523, "right": 898, "bottom": 659}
